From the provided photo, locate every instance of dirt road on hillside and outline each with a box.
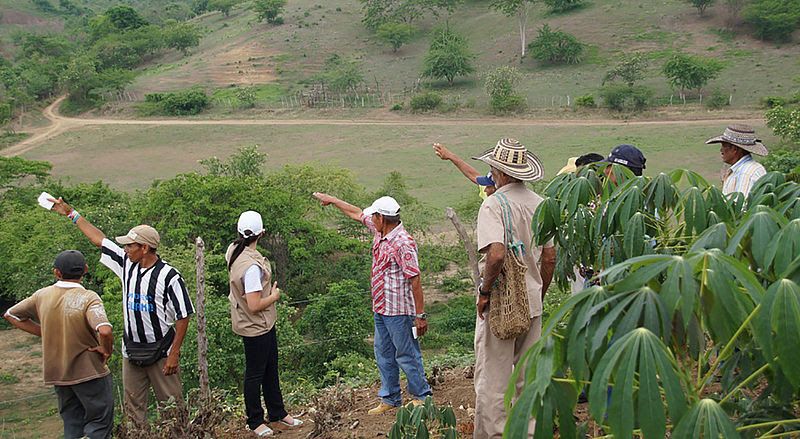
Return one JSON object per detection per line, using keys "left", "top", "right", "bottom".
{"left": 2, "top": 96, "right": 762, "bottom": 158}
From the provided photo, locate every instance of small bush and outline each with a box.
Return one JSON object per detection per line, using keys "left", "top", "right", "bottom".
{"left": 527, "top": 24, "right": 584, "bottom": 64}
{"left": 490, "top": 94, "right": 526, "bottom": 113}
{"left": 599, "top": 85, "right": 653, "bottom": 111}
{"left": 410, "top": 92, "right": 442, "bottom": 112}
{"left": 485, "top": 65, "right": 525, "bottom": 113}
{"left": 762, "top": 96, "right": 787, "bottom": 108}
{"left": 706, "top": 88, "right": 730, "bottom": 109}
{"left": 142, "top": 88, "right": 209, "bottom": 116}
{"left": 575, "top": 94, "right": 596, "bottom": 108}
{"left": 390, "top": 103, "right": 403, "bottom": 111}
{"left": 544, "top": 0, "right": 585, "bottom": 13}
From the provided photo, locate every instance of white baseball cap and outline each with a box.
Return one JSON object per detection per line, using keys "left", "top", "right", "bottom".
{"left": 363, "top": 196, "right": 401, "bottom": 216}
{"left": 237, "top": 211, "right": 264, "bottom": 237}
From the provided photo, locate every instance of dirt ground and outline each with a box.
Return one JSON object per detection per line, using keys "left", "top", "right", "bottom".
{"left": 0, "top": 330, "right": 62, "bottom": 439}
{"left": 274, "top": 366, "right": 478, "bottom": 439}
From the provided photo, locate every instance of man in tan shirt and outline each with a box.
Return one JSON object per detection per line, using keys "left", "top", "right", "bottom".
{"left": 4, "top": 250, "right": 114, "bottom": 439}
{"left": 471, "top": 139, "right": 556, "bottom": 438}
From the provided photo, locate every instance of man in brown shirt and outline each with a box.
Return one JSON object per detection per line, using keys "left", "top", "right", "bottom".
{"left": 471, "top": 139, "right": 556, "bottom": 438}
{"left": 4, "top": 250, "right": 114, "bottom": 439}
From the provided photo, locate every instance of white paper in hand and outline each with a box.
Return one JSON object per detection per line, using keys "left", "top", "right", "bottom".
{"left": 37, "top": 192, "right": 55, "bottom": 210}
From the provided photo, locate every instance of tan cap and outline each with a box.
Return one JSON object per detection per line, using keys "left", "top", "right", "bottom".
{"left": 116, "top": 225, "right": 160, "bottom": 249}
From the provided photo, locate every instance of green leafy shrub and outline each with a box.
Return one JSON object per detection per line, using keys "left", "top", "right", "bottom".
{"left": 575, "top": 94, "right": 595, "bottom": 108}
{"left": 376, "top": 22, "right": 415, "bottom": 52}
{"left": 599, "top": 84, "right": 653, "bottom": 111}
{"left": 485, "top": 65, "right": 525, "bottom": 113}
{"left": 388, "top": 397, "right": 457, "bottom": 439}
{"left": 324, "top": 352, "right": 378, "bottom": 386}
{"left": 142, "top": 88, "right": 209, "bottom": 116}
{"left": 705, "top": 88, "right": 729, "bottom": 109}
{"left": 527, "top": 24, "right": 584, "bottom": 64}
{"left": 544, "top": 0, "right": 585, "bottom": 13}
{"left": 235, "top": 86, "right": 257, "bottom": 108}
{"left": 317, "top": 54, "right": 364, "bottom": 93}
{"left": 761, "top": 148, "right": 800, "bottom": 173}
{"left": 390, "top": 103, "right": 403, "bottom": 111}
{"left": 662, "top": 53, "right": 725, "bottom": 97}
{"left": 762, "top": 96, "right": 787, "bottom": 108}
{"left": 253, "top": 0, "right": 287, "bottom": 24}
{"left": 744, "top": 0, "right": 800, "bottom": 42}
{"left": 410, "top": 92, "right": 443, "bottom": 112}
{"left": 766, "top": 105, "right": 800, "bottom": 144}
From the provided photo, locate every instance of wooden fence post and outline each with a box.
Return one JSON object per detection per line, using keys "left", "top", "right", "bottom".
{"left": 445, "top": 208, "right": 480, "bottom": 289}
{"left": 195, "top": 237, "right": 209, "bottom": 400}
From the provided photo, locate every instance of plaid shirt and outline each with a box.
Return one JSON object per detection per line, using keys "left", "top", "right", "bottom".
{"left": 362, "top": 214, "right": 420, "bottom": 316}
{"left": 723, "top": 154, "right": 766, "bottom": 196}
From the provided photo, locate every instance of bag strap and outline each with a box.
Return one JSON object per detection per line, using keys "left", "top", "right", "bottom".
{"left": 495, "top": 192, "right": 526, "bottom": 256}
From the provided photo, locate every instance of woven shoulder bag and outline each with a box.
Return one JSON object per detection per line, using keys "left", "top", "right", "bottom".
{"left": 486, "top": 192, "right": 531, "bottom": 340}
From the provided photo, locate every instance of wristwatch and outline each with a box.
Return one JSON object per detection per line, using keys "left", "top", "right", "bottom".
{"left": 415, "top": 313, "right": 428, "bottom": 320}
{"left": 478, "top": 281, "right": 491, "bottom": 297}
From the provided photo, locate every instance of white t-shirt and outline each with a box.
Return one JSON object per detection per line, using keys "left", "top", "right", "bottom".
{"left": 243, "top": 265, "right": 262, "bottom": 294}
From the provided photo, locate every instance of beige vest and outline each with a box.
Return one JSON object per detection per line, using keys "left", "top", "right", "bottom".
{"left": 226, "top": 244, "right": 277, "bottom": 337}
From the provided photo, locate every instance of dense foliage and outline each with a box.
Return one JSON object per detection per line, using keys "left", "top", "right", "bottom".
{"left": 484, "top": 65, "right": 525, "bottom": 113}
{"left": 662, "top": 53, "right": 725, "bottom": 98}
{"left": 142, "top": 88, "right": 210, "bottom": 115}
{"left": 377, "top": 22, "right": 416, "bottom": 52}
{"left": 743, "top": 0, "right": 800, "bottom": 42}
{"left": 527, "top": 24, "right": 584, "bottom": 65}
{"left": 508, "top": 165, "right": 800, "bottom": 438}
{"left": 252, "top": 0, "right": 287, "bottom": 24}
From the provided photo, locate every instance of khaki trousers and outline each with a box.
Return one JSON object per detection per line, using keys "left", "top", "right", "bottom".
{"left": 473, "top": 315, "right": 542, "bottom": 439}
{"left": 122, "top": 357, "right": 183, "bottom": 425}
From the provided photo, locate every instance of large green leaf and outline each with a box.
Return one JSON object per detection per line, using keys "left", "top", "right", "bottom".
{"left": 562, "top": 176, "right": 598, "bottom": 217}
{"left": 531, "top": 197, "right": 560, "bottom": 246}
{"left": 589, "top": 287, "right": 671, "bottom": 356}
{"left": 757, "top": 279, "right": 800, "bottom": 388}
{"left": 690, "top": 222, "right": 729, "bottom": 252}
{"left": 672, "top": 399, "right": 740, "bottom": 439}
{"left": 644, "top": 172, "right": 678, "bottom": 212}
{"left": 763, "top": 219, "right": 800, "bottom": 279}
{"left": 726, "top": 206, "right": 786, "bottom": 270}
{"left": 588, "top": 328, "right": 688, "bottom": 439}
{"left": 681, "top": 186, "right": 707, "bottom": 236}
{"left": 623, "top": 212, "right": 646, "bottom": 258}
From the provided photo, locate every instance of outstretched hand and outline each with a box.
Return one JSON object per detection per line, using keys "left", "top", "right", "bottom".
{"left": 433, "top": 143, "right": 452, "bottom": 161}
{"left": 49, "top": 197, "right": 73, "bottom": 217}
{"left": 313, "top": 192, "right": 336, "bottom": 206}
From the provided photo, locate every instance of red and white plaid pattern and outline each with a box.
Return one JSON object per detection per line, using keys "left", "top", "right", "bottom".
{"left": 362, "top": 214, "right": 420, "bottom": 316}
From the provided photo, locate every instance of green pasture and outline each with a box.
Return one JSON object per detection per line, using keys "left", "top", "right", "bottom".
{"left": 23, "top": 121, "right": 776, "bottom": 210}
{"left": 125, "top": 0, "right": 800, "bottom": 111}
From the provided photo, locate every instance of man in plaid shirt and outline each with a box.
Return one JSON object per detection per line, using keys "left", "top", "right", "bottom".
{"left": 313, "top": 192, "right": 432, "bottom": 415}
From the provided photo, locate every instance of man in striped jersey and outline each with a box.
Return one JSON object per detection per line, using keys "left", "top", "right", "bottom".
{"left": 49, "top": 197, "right": 195, "bottom": 426}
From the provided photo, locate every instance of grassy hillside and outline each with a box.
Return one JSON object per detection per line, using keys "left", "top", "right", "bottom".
{"left": 126, "top": 0, "right": 800, "bottom": 111}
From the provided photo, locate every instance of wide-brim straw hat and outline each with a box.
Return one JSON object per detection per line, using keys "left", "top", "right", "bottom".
{"left": 705, "top": 124, "right": 769, "bottom": 156}
{"left": 472, "top": 138, "right": 544, "bottom": 181}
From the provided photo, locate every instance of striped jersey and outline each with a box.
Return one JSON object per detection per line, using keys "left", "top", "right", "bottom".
{"left": 100, "top": 239, "right": 194, "bottom": 346}
{"left": 723, "top": 154, "right": 766, "bottom": 197}
{"left": 361, "top": 214, "right": 420, "bottom": 316}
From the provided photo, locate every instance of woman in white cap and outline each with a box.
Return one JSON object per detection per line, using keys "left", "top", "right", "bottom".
{"left": 226, "top": 211, "right": 302, "bottom": 437}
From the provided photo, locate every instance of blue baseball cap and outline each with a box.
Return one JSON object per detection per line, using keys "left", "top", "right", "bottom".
{"left": 476, "top": 172, "right": 495, "bottom": 187}
{"left": 604, "top": 144, "right": 646, "bottom": 172}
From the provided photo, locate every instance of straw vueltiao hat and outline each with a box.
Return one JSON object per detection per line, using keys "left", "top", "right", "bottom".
{"left": 472, "top": 138, "right": 544, "bottom": 181}
{"left": 705, "top": 124, "right": 769, "bottom": 156}
{"left": 557, "top": 157, "right": 578, "bottom": 175}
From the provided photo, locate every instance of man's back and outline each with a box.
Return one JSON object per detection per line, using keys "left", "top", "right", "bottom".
{"left": 9, "top": 282, "right": 110, "bottom": 385}
{"left": 477, "top": 182, "right": 548, "bottom": 317}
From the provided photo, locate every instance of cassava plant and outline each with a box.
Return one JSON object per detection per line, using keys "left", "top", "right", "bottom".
{"left": 507, "top": 164, "right": 800, "bottom": 438}
{"left": 388, "top": 397, "right": 457, "bottom": 439}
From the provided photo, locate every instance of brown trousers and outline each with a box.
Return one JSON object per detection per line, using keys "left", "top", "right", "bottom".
{"left": 473, "top": 315, "right": 542, "bottom": 439}
{"left": 122, "top": 357, "right": 183, "bottom": 425}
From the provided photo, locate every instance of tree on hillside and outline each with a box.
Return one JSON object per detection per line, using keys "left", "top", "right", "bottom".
{"left": 485, "top": 65, "right": 525, "bottom": 112}
{"left": 163, "top": 20, "right": 202, "bottom": 55}
{"left": 490, "top": 0, "right": 536, "bottom": 58}
{"left": 208, "top": 0, "right": 238, "bottom": 17}
{"left": 360, "top": 0, "right": 462, "bottom": 31}
{"left": 688, "top": 0, "right": 715, "bottom": 16}
{"left": 318, "top": 54, "right": 365, "bottom": 92}
{"left": 543, "top": 0, "right": 584, "bottom": 13}
{"left": 0, "top": 102, "right": 12, "bottom": 134}
{"left": 743, "top": 0, "right": 800, "bottom": 42}
{"left": 603, "top": 53, "right": 649, "bottom": 87}
{"left": 252, "top": 0, "right": 287, "bottom": 24}
{"left": 662, "top": 53, "right": 725, "bottom": 99}
{"left": 105, "top": 5, "right": 148, "bottom": 31}
{"left": 421, "top": 27, "right": 475, "bottom": 85}
{"left": 376, "top": 22, "right": 415, "bottom": 52}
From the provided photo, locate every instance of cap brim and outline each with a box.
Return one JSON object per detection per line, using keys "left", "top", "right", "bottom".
{"left": 557, "top": 164, "right": 577, "bottom": 175}
{"left": 472, "top": 149, "right": 544, "bottom": 181}
{"left": 363, "top": 206, "right": 377, "bottom": 216}
{"left": 475, "top": 175, "right": 495, "bottom": 186}
{"left": 115, "top": 235, "right": 136, "bottom": 245}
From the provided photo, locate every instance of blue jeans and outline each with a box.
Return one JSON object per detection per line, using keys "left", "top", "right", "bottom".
{"left": 374, "top": 313, "right": 433, "bottom": 406}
